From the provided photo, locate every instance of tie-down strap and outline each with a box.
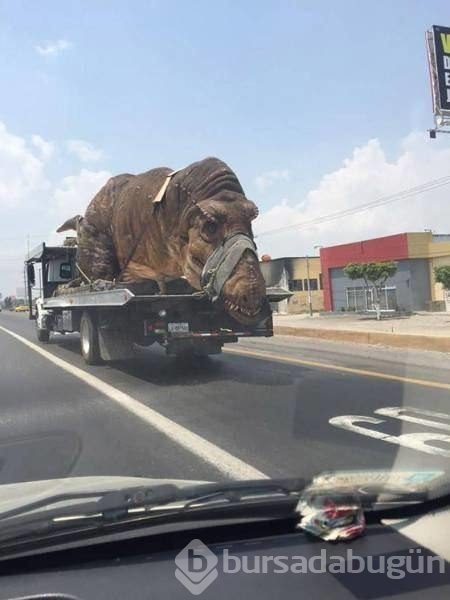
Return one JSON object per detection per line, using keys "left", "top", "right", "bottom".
{"left": 201, "top": 233, "right": 258, "bottom": 301}
{"left": 152, "top": 169, "right": 181, "bottom": 204}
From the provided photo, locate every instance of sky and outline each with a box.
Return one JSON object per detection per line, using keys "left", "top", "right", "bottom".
{"left": 0, "top": 0, "right": 449, "bottom": 296}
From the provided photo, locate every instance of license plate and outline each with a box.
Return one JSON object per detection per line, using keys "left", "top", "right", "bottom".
{"left": 168, "top": 322, "right": 189, "bottom": 333}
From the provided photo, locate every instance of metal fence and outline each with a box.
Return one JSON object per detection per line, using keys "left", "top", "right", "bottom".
{"left": 345, "top": 286, "right": 397, "bottom": 311}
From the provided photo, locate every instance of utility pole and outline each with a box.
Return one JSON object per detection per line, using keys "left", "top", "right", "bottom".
{"left": 306, "top": 254, "right": 313, "bottom": 316}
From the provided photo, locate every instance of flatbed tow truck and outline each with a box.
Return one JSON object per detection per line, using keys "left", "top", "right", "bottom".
{"left": 25, "top": 242, "right": 290, "bottom": 365}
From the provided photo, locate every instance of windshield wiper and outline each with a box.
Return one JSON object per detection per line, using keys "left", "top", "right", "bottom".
{"left": 0, "top": 479, "right": 306, "bottom": 550}
{"left": 0, "top": 483, "right": 180, "bottom": 523}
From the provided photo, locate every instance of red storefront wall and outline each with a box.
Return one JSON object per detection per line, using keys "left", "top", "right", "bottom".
{"left": 320, "top": 233, "right": 409, "bottom": 311}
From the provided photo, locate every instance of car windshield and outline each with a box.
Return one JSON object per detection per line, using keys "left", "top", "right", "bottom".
{"left": 0, "top": 0, "right": 449, "bottom": 576}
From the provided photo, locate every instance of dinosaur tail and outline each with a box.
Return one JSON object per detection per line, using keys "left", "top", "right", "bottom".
{"left": 56, "top": 215, "right": 83, "bottom": 233}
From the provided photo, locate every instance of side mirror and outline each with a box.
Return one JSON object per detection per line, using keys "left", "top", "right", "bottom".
{"left": 59, "top": 262, "right": 72, "bottom": 280}
{"left": 27, "top": 264, "right": 35, "bottom": 287}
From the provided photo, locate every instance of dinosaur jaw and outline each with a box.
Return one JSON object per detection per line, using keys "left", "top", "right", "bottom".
{"left": 222, "top": 297, "right": 264, "bottom": 324}
{"left": 221, "top": 250, "right": 266, "bottom": 325}
{"left": 184, "top": 250, "right": 266, "bottom": 325}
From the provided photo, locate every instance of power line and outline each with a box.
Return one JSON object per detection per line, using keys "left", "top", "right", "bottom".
{"left": 255, "top": 175, "right": 450, "bottom": 238}
{"left": 0, "top": 235, "right": 47, "bottom": 241}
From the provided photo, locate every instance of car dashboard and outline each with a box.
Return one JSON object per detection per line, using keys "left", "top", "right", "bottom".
{"left": 0, "top": 517, "right": 448, "bottom": 600}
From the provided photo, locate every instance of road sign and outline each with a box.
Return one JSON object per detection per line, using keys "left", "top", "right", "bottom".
{"left": 426, "top": 25, "right": 450, "bottom": 128}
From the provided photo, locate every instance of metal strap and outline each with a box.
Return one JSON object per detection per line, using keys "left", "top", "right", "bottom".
{"left": 201, "top": 233, "right": 257, "bottom": 301}
{"left": 152, "top": 169, "right": 180, "bottom": 204}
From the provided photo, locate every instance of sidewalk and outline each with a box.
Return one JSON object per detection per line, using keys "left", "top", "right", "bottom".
{"left": 273, "top": 312, "right": 450, "bottom": 352}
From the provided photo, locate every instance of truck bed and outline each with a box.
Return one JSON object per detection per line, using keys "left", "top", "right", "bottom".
{"left": 42, "top": 280, "right": 290, "bottom": 310}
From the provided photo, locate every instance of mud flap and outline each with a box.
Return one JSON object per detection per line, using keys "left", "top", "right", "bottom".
{"left": 98, "top": 328, "right": 135, "bottom": 361}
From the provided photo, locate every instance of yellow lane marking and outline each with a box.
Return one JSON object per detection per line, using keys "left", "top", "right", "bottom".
{"left": 224, "top": 347, "right": 450, "bottom": 391}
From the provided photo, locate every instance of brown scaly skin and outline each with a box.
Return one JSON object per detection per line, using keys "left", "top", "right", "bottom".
{"left": 57, "top": 157, "right": 266, "bottom": 324}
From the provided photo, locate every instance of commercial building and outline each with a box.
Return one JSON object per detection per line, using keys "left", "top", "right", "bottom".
{"left": 260, "top": 256, "right": 324, "bottom": 313}
{"left": 320, "top": 232, "right": 450, "bottom": 312}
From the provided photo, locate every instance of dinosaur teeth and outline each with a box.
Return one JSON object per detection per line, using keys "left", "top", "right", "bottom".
{"left": 223, "top": 297, "right": 261, "bottom": 318}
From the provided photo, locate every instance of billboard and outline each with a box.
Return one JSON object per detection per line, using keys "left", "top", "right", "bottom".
{"left": 426, "top": 25, "right": 450, "bottom": 126}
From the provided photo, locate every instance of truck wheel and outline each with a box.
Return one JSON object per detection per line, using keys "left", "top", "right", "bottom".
{"left": 36, "top": 326, "right": 50, "bottom": 343}
{"left": 80, "top": 312, "right": 101, "bottom": 365}
{"left": 35, "top": 306, "right": 50, "bottom": 343}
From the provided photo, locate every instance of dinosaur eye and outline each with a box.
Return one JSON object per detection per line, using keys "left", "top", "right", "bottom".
{"left": 204, "top": 220, "right": 218, "bottom": 235}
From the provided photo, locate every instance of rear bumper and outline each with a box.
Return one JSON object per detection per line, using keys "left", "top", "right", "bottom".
{"left": 160, "top": 313, "right": 273, "bottom": 356}
{"left": 163, "top": 313, "right": 273, "bottom": 342}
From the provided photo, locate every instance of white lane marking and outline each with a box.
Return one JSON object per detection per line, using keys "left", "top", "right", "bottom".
{"left": 0, "top": 325, "right": 267, "bottom": 481}
{"left": 329, "top": 416, "right": 388, "bottom": 441}
{"left": 330, "top": 413, "right": 450, "bottom": 458}
{"left": 375, "top": 407, "right": 450, "bottom": 432}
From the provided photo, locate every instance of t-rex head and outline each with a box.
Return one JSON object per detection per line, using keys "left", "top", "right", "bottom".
{"left": 168, "top": 158, "right": 267, "bottom": 325}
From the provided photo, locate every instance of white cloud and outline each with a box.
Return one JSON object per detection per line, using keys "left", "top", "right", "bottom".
{"left": 31, "top": 134, "right": 55, "bottom": 161}
{"left": 0, "top": 121, "right": 110, "bottom": 295}
{"left": 254, "top": 169, "right": 290, "bottom": 191}
{"left": 0, "top": 122, "right": 50, "bottom": 209}
{"left": 254, "top": 132, "right": 450, "bottom": 258}
{"left": 35, "top": 39, "right": 72, "bottom": 56}
{"left": 52, "top": 169, "right": 112, "bottom": 233}
{"left": 66, "top": 139, "right": 104, "bottom": 163}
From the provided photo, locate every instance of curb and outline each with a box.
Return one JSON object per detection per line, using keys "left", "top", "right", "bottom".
{"left": 274, "top": 326, "right": 450, "bottom": 353}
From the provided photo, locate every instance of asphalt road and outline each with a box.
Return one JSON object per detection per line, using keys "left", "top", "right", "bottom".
{"left": 1, "top": 310, "right": 450, "bottom": 486}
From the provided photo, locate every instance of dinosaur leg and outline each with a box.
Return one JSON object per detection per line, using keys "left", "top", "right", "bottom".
{"left": 77, "top": 218, "right": 119, "bottom": 282}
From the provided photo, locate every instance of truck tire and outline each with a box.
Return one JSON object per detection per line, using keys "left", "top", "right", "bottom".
{"left": 35, "top": 309, "right": 50, "bottom": 343}
{"left": 80, "top": 312, "right": 101, "bottom": 365}
{"left": 36, "top": 326, "right": 50, "bottom": 343}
